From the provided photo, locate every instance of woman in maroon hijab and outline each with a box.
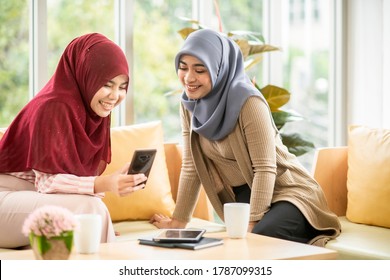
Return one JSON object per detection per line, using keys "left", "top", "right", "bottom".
{"left": 0, "top": 33, "right": 146, "bottom": 248}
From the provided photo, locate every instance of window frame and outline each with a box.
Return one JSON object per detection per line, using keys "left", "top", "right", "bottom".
{"left": 29, "top": 0, "right": 346, "bottom": 145}
{"left": 263, "top": 0, "right": 347, "bottom": 146}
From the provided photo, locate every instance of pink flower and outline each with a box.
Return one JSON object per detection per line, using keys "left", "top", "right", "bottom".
{"left": 22, "top": 205, "right": 78, "bottom": 238}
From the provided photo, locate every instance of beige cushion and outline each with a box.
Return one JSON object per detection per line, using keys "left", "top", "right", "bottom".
{"left": 346, "top": 125, "right": 390, "bottom": 228}
{"left": 325, "top": 217, "right": 390, "bottom": 259}
{"left": 102, "top": 121, "right": 176, "bottom": 221}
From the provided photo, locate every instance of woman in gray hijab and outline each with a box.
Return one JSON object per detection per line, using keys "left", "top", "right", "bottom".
{"left": 151, "top": 29, "right": 340, "bottom": 246}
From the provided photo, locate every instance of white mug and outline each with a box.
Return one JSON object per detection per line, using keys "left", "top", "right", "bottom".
{"left": 73, "top": 214, "right": 102, "bottom": 254}
{"left": 224, "top": 203, "right": 250, "bottom": 238}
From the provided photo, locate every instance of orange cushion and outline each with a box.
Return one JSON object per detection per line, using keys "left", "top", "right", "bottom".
{"left": 347, "top": 125, "right": 390, "bottom": 228}
{"left": 101, "top": 121, "right": 176, "bottom": 221}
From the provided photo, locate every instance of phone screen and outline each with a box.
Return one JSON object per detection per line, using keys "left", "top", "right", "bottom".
{"left": 127, "top": 149, "right": 157, "bottom": 185}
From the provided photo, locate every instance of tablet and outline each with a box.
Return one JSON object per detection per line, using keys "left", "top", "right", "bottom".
{"left": 152, "top": 229, "right": 206, "bottom": 243}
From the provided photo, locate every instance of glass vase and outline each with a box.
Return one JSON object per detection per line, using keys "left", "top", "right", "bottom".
{"left": 30, "top": 231, "right": 73, "bottom": 260}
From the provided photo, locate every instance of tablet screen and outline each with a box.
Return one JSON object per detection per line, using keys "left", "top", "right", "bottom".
{"left": 152, "top": 229, "right": 206, "bottom": 243}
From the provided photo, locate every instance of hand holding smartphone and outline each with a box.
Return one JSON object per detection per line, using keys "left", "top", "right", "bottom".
{"left": 127, "top": 149, "right": 157, "bottom": 186}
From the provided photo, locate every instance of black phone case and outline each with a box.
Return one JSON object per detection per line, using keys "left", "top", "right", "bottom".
{"left": 127, "top": 149, "right": 157, "bottom": 184}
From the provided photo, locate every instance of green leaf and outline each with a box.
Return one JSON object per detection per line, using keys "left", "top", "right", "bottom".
{"left": 272, "top": 110, "right": 305, "bottom": 129}
{"left": 244, "top": 55, "right": 263, "bottom": 71}
{"left": 271, "top": 111, "right": 287, "bottom": 130}
{"left": 260, "top": 85, "right": 290, "bottom": 111}
{"left": 177, "top": 16, "right": 200, "bottom": 26}
{"left": 280, "top": 133, "right": 315, "bottom": 157}
{"left": 177, "top": 27, "right": 198, "bottom": 40}
{"left": 246, "top": 43, "right": 279, "bottom": 57}
{"left": 227, "top": 30, "right": 265, "bottom": 43}
{"left": 235, "top": 40, "right": 279, "bottom": 60}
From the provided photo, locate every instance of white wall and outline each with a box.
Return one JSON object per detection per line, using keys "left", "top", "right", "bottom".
{"left": 347, "top": 0, "right": 390, "bottom": 128}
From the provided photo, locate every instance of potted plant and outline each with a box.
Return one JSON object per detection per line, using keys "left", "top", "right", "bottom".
{"left": 22, "top": 205, "right": 77, "bottom": 260}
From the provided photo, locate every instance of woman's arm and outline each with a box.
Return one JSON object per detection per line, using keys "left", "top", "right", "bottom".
{"left": 241, "top": 97, "right": 278, "bottom": 221}
{"left": 33, "top": 169, "right": 100, "bottom": 196}
{"left": 33, "top": 163, "right": 147, "bottom": 197}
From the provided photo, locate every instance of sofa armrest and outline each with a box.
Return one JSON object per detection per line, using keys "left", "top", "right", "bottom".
{"left": 311, "top": 147, "right": 348, "bottom": 216}
{"left": 163, "top": 143, "right": 214, "bottom": 221}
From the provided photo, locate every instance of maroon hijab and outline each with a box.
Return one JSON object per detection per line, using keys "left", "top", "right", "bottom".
{"left": 0, "top": 33, "right": 129, "bottom": 176}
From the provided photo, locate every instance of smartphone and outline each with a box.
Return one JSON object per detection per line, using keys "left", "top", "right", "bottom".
{"left": 127, "top": 149, "right": 157, "bottom": 186}
{"left": 152, "top": 229, "right": 206, "bottom": 243}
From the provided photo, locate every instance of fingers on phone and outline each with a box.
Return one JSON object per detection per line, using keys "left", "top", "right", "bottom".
{"left": 120, "top": 184, "right": 144, "bottom": 197}
{"left": 134, "top": 174, "right": 147, "bottom": 185}
{"left": 135, "top": 183, "right": 145, "bottom": 190}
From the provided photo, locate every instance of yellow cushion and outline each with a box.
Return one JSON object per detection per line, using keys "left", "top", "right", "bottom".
{"left": 346, "top": 125, "right": 390, "bottom": 228}
{"left": 102, "top": 121, "right": 176, "bottom": 222}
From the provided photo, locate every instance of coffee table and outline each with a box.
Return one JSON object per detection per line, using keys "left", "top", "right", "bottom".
{"left": 0, "top": 232, "right": 337, "bottom": 260}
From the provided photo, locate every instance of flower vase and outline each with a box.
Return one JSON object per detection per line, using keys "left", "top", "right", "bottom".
{"left": 30, "top": 231, "right": 74, "bottom": 260}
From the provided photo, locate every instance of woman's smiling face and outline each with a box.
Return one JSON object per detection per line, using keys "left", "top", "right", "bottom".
{"left": 177, "top": 55, "right": 212, "bottom": 100}
{"left": 90, "top": 74, "right": 128, "bottom": 117}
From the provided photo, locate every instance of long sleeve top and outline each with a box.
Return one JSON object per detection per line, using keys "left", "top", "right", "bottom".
{"left": 5, "top": 170, "right": 103, "bottom": 197}
{"left": 173, "top": 96, "right": 341, "bottom": 246}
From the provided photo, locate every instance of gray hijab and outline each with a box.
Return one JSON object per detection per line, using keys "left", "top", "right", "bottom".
{"left": 176, "top": 29, "right": 261, "bottom": 140}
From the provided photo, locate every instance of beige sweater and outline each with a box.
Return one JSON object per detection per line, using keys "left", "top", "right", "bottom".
{"left": 173, "top": 96, "right": 341, "bottom": 246}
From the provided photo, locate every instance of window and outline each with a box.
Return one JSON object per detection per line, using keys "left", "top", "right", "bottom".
{"left": 132, "top": 0, "right": 191, "bottom": 141}
{"left": 0, "top": 0, "right": 29, "bottom": 127}
{"left": 46, "top": 0, "right": 115, "bottom": 76}
{"left": 0, "top": 0, "right": 341, "bottom": 170}
{"left": 266, "top": 0, "right": 333, "bottom": 168}
{"left": 216, "top": 0, "right": 265, "bottom": 86}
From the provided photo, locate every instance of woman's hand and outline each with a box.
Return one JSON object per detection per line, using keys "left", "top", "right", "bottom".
{"left": 94, "top": 162, "right": 147, "bottom": 196}
{"left": 247, "top": 221, "right": 257, "bottom": 233}
{"left": 149, "top": 214, "right": 187, "bottom": 229}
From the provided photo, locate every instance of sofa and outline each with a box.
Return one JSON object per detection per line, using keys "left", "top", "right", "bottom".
{"left": 3, "top": 122, "right": 389, "bottom": 259}
{"left": 0, "top": 121, "right": 225, "bottom": 252}
{"left": 311, "top": 125, "right": 390, "bottom": 259}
